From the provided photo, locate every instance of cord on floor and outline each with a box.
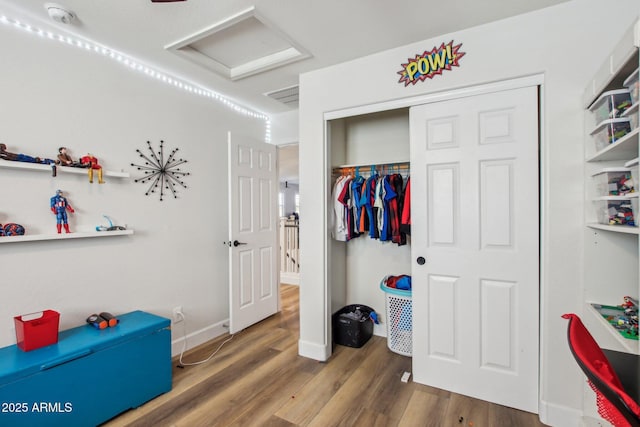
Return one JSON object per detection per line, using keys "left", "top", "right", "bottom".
{"left": 175, "top": 311, "right": 240, "bottom": 368}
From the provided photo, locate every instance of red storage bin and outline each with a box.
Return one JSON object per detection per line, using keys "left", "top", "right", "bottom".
{"left": 14, "top": 310, "right": 60, "bottom": 351}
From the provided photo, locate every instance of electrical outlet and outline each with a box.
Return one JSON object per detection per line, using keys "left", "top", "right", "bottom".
{"left": 172, "top": 306, "right": 183, "bottom": 323}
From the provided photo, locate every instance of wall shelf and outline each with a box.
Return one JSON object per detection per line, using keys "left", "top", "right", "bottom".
{"left": 585, "top": 302, "right": 639, "bottom": 355}
{"left": 582, "top": 18, "right": 639, "bottom": 384}
{"left": 0, "top": 160, "right": 130, "bottom": 178}
{"left": 586, "top": 128, "right": 639, "bottom": 162}
{"left": 587, "top": 223, "right": 640, "bottom": 235}
{"left": 0, "top": 229, "right": 133, "bottom": 244}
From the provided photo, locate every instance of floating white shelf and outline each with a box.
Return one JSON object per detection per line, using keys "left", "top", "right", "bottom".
{"left": 586, "top": 128, "right": 639, "bottom": 162}
{"left": 587, "top": 223, "right": 640, "bottom": 235}
{"left": 0, "top": 160, "right": 130, "bottom": 178}
{"left": 0, "top": 229, "right": 133, "bottom": 244}
{"left": 585, "top": 302, "right": 639, "bottom": 355}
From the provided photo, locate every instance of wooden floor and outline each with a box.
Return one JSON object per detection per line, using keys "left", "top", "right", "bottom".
{"left": 104, "top": 285, "right": 548, "bottom": 427}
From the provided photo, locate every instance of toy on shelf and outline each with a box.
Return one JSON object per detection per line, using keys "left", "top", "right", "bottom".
{"left": 596, "top": 296, "right": 639, "bottom": 339}
{"left": 0, "top": 223, "right": 25, "bottom": 236}
{"left": 50, "top": 189, "right": 75, "bottom": 234}
{"left": 86, "top": 312, "right": 119, "bottom": 329}
{"left": 1, "top": 143, "right": 58, "bottom": 176}
{"left": 80, "top": 154, "right": 104, "bottom": 184}
{"left": 616, "top": 296, "right": 638, "bottom": 337}
{"left": 57, "top": 147, "right": 88, "bottom": 168}
{"left": 95, "top": 215, "right": 126, "bottom": 232}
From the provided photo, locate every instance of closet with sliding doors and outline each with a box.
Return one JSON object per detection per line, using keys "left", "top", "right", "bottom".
{"left": 328, "top": 108, "right": 411, "bottom": 339}
{"left": 326, "top": 81, "right": 541, "bottom": 413}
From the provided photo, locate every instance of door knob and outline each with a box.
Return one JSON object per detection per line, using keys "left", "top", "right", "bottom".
{"left": 232, "top": 240, "right": 247, "bottom": 247}
{"left": 416, "top": 256, "right": 426, "bottom": 265}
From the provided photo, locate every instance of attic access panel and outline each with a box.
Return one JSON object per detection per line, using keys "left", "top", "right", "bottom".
{"left": 165, "top": 6, "right": 310, "bottom": 80}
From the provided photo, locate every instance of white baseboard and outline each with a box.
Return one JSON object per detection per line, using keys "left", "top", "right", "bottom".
{"left": 538, "top": 399, "right": 584, "bottom": 427}
{"left": 280, "top": 272, "right": 300, "bottom": 285}
{"left": 171, "top": 318, "right": 229, "bottom": 357}
{"left": 298, "top": 338, "right": 331, "bottom": 361}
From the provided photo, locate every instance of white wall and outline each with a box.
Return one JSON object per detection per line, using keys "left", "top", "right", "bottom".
{"left": 0, "top": 22, "right": 266, "bottom": 355}
{"left": 270, "top": 110, "right": 299, "bottom": 146}
{"left": 298, "top": 1, "right": 639, "bottom": 425}
{"left": 279, "top": 182, "right": 299, "bottom": 217}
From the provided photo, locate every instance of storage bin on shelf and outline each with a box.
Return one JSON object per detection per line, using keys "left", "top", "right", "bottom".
{"left": 622, "top": 103, "right": 639, "bottom": 129}
{"left": 380, "top": 276, "right": 412, "bottom": 356}
{"left": 592, "top": 167, "right": 634, "bottom": 196}
{"left": 625, "top": 158, "right": 639, "bottom": 190}
{"left": 591, "top": 118, "right": 632, "bottom": 152}
{"left": 593, "top": 194, "right": 639, "bottom": 227}
{"left": 624, "top": 67, "right": 639, "bottom": 105}
{"left": 588, "top": 89, "right": 632, "bottom": 125}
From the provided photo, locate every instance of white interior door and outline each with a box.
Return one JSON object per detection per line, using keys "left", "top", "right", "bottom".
{"left": 228, "top": 132, "right": 279, "bottom": 334}
{"left": 410, "top": 86, "right": 539, "bottom": 413}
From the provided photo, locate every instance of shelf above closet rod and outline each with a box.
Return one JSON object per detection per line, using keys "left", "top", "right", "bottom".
{"left": 332, "top": 160, "right": 409, "bottom": 171}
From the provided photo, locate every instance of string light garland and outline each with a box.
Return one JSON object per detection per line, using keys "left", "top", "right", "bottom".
{"left": 0, "top": 13, "right": 271, "bottom": 142}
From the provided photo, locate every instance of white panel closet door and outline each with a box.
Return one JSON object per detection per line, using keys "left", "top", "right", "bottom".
{"left": 410, "top": 86, "right": 539, "bottom": 413}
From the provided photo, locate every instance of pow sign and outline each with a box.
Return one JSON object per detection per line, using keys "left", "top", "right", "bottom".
{"left": 397, "top": 40, "right": 465, "bottom": 86}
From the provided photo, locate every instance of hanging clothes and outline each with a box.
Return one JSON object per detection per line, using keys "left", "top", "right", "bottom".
{"left": 400, "top": 177, "right": 411, "bottom": 235}
{"left": 331, "top": 175, "right": 349, "bottom": 241}
{"left": 350, "top": 175, "right": 365, "bottom": 237}
{"left": 337, "top": 176, "right": 354, "bottom": 241}
{"left": 332, "top": 163, "right": 410, "bottom": 244}
{"left": 358, "top": 180, "right": 368, "bottom": 234}
{"left": 374, "top": 176, "right": 385, "bottom": 240}
{"left": 390, "top": 174, "right": 406, "bottom": 245}
{"left": 363, "top": 174, "right": 379, "bottom": 239}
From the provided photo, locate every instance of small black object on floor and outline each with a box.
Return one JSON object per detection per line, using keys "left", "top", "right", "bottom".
{"left": 332, "top": 304, "right": 374, "bottom": 348}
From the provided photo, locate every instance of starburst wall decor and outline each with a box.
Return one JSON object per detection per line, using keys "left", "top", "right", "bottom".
{"left": 131, "top": 140, "right": 190, "bottom": 201}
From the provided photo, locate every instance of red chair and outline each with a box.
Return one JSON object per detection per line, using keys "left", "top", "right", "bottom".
{"left": 562, "top": 313, "right": 640, "bottom": 427}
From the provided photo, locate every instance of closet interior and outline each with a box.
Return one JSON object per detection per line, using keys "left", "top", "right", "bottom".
{"left": 328, "top": 108, "right": 412, "bottom": 337}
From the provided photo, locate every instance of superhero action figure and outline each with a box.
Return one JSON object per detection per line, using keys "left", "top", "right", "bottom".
{"left": 50, "top": 189, "right": 75, "bottom": 233}
{"left": 57, "top": 147, "right": 88, "bottom": 168}
{"left": 1, "top": 143, "right": 58, "bottom": 176}
{"left": 80, "top": 153, "right": 104, "bottom": 184}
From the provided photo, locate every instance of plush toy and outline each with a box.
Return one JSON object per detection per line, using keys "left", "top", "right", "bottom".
{"left": 50, "top": 189, "right": 75, "bottom": 233}
{"left": 1, "top": 143, "right": 58, "bottom": 176}
{"left": 80, "top": 154, "right": 104, "bottom": 184}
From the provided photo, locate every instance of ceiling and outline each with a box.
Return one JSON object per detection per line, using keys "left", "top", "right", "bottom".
{"left": 0, "top": 0, "right": 569, "bottom": 185}
{"left": 0, "top": 0, "right": 569, "bottom": 116}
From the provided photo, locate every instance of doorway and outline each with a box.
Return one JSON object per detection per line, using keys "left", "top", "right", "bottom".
{"left": 278, "top": 143, "right": 300, "bottom": 286}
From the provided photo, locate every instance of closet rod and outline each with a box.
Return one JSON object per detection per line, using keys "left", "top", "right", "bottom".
{"left": 333, "top": 160, "right": 409, "bottom": 170}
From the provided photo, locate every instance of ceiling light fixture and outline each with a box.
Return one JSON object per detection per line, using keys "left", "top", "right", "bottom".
{"left": 44, "top": 3, "right": 75, "bottom": 25}
{"left": 0, "top": 12, "right": 271, "bottom": 142}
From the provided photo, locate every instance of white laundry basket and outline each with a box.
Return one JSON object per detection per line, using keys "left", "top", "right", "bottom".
{"left": 380, "top": 277, "right": 412, "bottom": 356}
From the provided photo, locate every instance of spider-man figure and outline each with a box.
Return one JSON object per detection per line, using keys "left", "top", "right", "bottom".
{"left": 50, "top": 189, "right": 75, "bottom": 233}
